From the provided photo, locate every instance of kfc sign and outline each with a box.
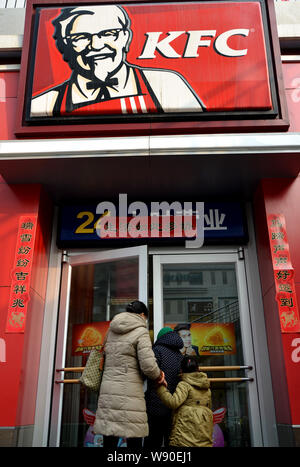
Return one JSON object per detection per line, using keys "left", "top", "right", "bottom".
{"left": 16, "top": 0, "right": 287, "bottom": 135}
{"left": 139, "top": 29, "right": 250, "bottom": 59}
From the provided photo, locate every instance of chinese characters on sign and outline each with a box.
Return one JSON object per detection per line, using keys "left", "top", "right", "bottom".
{"left": 267, "top": 214, "right": 300, "bottom": 333}
{"left": 166, "top": 323, "right": 236, "bottom": 356}
{"left": 72, "top": 322, "right": 110, "bottom": 356}
{"left": 58, "top": 201, "right": 247, "bottom": 246}
{"left": 5, "top": 217, "right": 37, "bottom": 333}
{"left": 194, "top": 323, "right": 236, "bottom": 355}
{"left": 92, "top": 209, "right": 227, "bottom": 238}
{"left": 204, "top": 209, "right": 227, "bottom": 231}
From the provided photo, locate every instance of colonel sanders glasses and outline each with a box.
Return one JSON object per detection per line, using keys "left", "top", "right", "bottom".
{"left": 65, "top": 28, "right": 126, "bottom": 50}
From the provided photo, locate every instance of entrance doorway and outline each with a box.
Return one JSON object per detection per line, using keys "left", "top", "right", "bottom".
{"left": 152, "top": 251, "right": 261, "bottom": 447}
{"left": 49, "top": 246, "right": 262, "bottom": 447}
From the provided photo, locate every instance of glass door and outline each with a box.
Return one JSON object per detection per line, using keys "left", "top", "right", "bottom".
{"left": 153, "top": 251, "right": 262, "bottom": 447}
{"left": 49, "top": 246, "right": 148, "bottom": 447}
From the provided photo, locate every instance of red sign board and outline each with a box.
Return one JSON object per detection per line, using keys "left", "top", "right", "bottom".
{"left": 29, "top": 1, "right": 272, "bottom": 117}
{"left": 5, "top": 216, "right": 37, "bottom": 333}
{"left": 267, "top": 214, "right": 300, "bottom": 333}
{"left": 16, "top": 0, "right": 289, "bottom": 136}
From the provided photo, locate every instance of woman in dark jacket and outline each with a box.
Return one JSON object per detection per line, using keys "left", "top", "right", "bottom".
{"left": 144, "top": 328, "right": 183, "bottom": 448}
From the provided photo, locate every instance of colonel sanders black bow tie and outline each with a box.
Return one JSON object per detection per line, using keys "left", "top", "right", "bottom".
{"left": 86, "top": 77, "right": 118, "bottom": 99}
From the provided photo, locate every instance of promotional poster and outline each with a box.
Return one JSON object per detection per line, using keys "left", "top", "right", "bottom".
{"left": 72, "top": 321, "right": 110, "bottom": 355}
{"left": 166, "top": 322, "right": 236, "bottom": 356}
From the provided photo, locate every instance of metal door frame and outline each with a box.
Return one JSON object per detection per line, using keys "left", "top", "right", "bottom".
{"left": 152, "top": 249, "right": 263, "bottom": 446}
{"left": 33, "top": 230, "right": 277, "bottom": 446}
{"left": 48, "top": 245, "right": 148, "bottom": 447}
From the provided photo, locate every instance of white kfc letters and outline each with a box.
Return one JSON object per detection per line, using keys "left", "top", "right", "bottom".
{"left": 138, "top": 28, "right": 250, "bottom": 59}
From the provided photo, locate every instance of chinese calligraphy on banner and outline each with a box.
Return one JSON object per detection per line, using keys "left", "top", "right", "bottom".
{"left": 267, "top": 214, "right": 300, "bottom": 333}
{"left": 5, "top": 216, "right": 37, "bottom": 333}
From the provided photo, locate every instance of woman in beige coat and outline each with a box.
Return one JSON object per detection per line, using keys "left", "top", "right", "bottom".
{"left": 157, "top": 356, "right": 213, "bottom": 447}
{"left": 93, "top": 301, "right": 165, "bottom": 449}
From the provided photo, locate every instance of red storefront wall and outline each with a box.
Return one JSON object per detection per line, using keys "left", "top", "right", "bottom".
{"left": 254, "top": 177, "right": 300, "bottom": 435}
{"left": 0, "top": 71, "right": 18, "bottom": 141}
{"left": 1, "top": 62, "right": 300, "bottom": 140}
{"left": 0, "top": 177, "right": 53, "bottom": 442}
{"left": 0, "top": 64, "right": 300, "bottom": 445}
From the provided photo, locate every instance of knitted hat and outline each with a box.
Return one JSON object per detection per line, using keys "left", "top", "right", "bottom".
{"left": 157, "top": 327, "right": 173, "bottom": 340}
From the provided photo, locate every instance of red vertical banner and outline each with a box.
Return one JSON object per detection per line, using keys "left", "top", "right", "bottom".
{"left": 267, "top": 214, "right": 300, "bottom": 333}
{"left": 5, "top": 216, "right": 38, "bottom": 333}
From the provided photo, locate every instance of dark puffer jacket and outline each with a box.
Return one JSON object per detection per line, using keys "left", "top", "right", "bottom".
{"left": 145, "top": 331, "right": 183, "bottom": 417}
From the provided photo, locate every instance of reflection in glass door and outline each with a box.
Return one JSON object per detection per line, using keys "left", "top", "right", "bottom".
{"left": 153, "top": 252, "right": 262, "bottom": 447}
{"left": 50, "top": 246, "right": 147, "bottom": 447}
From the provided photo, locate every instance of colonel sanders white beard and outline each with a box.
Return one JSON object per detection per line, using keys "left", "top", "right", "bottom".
{"left": 79, "top": 44, "right": 123, "bottom": 83}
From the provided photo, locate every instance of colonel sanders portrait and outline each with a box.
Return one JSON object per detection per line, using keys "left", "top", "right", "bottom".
{"left": 30, "top": 5, "right": 205, "bottom": 117}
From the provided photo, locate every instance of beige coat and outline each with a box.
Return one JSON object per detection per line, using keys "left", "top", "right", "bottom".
{"left": 157, "top": 372, "right": 213, "bottom": 447}
{"left": 93, "top": 312, "right": 161, "bottom": 438}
